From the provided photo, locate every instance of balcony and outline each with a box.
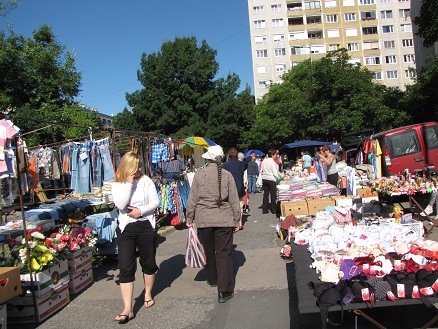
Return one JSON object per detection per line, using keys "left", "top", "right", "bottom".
{"left": 288, "top": 17, "right": 304, "bottom": 27}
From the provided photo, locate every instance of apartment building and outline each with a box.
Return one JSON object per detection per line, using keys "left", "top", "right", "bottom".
{"left": 248, "top": 0, "right": 417, "bottom": 102}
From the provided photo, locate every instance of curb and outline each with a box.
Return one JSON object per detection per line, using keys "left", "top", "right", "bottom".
{"left": 157, "top": 225, "right": 176, "bottom": 237}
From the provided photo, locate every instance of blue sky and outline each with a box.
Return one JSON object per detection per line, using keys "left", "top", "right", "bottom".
{"left": 0, "top": 0, "right": 254, "bottom": 116}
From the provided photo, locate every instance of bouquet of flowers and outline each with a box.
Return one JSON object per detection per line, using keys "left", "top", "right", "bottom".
{"left": 17, "top": 227, "right": 59, "bottom": 272}
{"left": 51, "top": 224, "right": 97, "bottom": 254}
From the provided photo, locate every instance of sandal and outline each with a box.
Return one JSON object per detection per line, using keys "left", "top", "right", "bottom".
{"left": 114, "top": 314, "right": 135, "bottom": 324}
{"left": 144, "top": 299, "right": 155, "bottom": 308}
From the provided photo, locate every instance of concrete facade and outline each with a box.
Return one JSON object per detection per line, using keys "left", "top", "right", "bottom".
{"left": 248, "top": 0, "right": 417, "bottom": 102}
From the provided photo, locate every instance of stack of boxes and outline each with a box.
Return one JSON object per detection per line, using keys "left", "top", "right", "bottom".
{"left": 8, "top": 261, "right": 70, "bottom": 324}
{"left": 66, "top": 246, "right": 94, "bottom": 295}
{"left": 0, "top": 267, "right": 21, "bottom": 328}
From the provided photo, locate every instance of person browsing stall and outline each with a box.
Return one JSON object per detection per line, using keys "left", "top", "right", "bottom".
{"left": 260, "top": 148, "right": 281, "bottom": 214}
{"left": 318, "top": 145, "right": 339, "bottom": 187}
{"left": 111, "top": 152, "right": 160, "bottom": 324}
{"left": 186, "top": 145, "right": 241, "bottom": 303}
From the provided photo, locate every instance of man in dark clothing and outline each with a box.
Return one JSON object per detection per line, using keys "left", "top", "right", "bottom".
{"left": 222, "top": 147, "right": 247, "bottom": 229}
{"left": 246, "top": 152, "right": 259, "bottom": 194}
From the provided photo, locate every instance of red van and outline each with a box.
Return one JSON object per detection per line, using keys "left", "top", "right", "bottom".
{"left": 373, "top": 122, "right": 438, "bottom": 176}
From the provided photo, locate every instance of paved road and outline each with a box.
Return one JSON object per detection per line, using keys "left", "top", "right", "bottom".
{"left": 16, "top": 192, "right": 291, "bottom": 329}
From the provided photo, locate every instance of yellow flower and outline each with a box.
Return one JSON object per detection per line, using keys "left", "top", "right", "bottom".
{"left": 31, "top": 258, "right": 42, "bottom": 271}
{"left": 35, "top": 244, "right": 48, "bottom": 253}
{"left": 41, "top": 252, "right": 53, "bottom": 263}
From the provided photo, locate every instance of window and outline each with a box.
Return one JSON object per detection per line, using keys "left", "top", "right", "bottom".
{"left": 258, "top": 80, "right": 269, "bottom": 88}
{"left": 400, "top": 9, "right": 410, "bottom": 19}
{"left": 360, "top": 0, "right": 375, "bottom": 4}
{"left": 346, "top": 28, "right": 358, "bottom": 36}
{"left": 291, "top": 46, "right": 311, "bottom": 55}
{"left": 379, "top": 0, "right": 391, "bottom": 3}
{"left": 329, "top": 44, "right": 339, "bottom": 51}
{"left": 327, "top": 29, "right": 340, "bottom": 38}
{"left": 273, "top": 34, "right": 285, "bottom": 42}
{"left": 289, "top": 31, "right": 307, "bottom": 40}
{"left": 381, "top": 10, "right": 393, "bottom": 19}
{"left": 326, "top": 14, "right": 338, "bottom": 23}
{"left": 398, "top": 0, "right": 408, "bottom": 2}
{"left": 325, "top": 0, "right": 337, "bottom": 8}
{"left": 386, "top": 70, "right": 398, "bottom": 79}
{"left": 373, "top": 71, "right": 383, "bottom": 80}
{"left": 382, "top": 25, "right": 394, "bottom": 33}
{"left": 384, "top": 40, "right": 396, "bottom": 48}
{"left": 308, "top": 32, "right": 323, "bottom": 39}
{"left": 403, "top": 54, "right": 415, "bottom": 63}
{"left": 348, "top": 43, "right": 359, "bottom": 51}
{"left": 255, "top": 35, "right": 267, "bottom": 43}
{"left": 361, "top": 11, "right": 376, "bottom": 20}
{"left": 385, "top": 55, "right": 397, "bottom": 64}
{"left": 365, "top": 56, "right": 380, "bottom": 65}
{"left": 274, "top": 48, "right": 286, "bottom": 56}
{"left": 425, "top": 126, "right": 438, "bottom": 150}
{"left": 271, "top": 4, "right": 282, "bottom": 12}
{"left": 257, "top": 65, "right": 268, "bottom": 73}
{"left": 405, "top": 70, "right": 416, "bottom": 78}
{"left": 401, "top": 24, "right": 412, "bottom": 32}
{"left": 363, "top": 41, "right": 379, "bottom": 49}
{"left": 362, "top": 27, "right": 378, "bottom": 35}
{"left": 388, "top": 130, "right": 420, "bottom": 159}
{"left": 253, "top": 6, "right": 264, "bottom": 14}
{"left": 402, "top": 39, "right": 413, "bottom": 47}
{"left": 276, "top": 64, "right": 287, "bottom": 72}
{"left": 256, "top": 50, "right": 268, "bottom": 58}
{"left": 307, "top": 17, "right": 322, "bottom": 24}
{"left": 254, "top": 20, "right": 266, "bottom": 29}
{"left": 272, "top": 19, "right": 284, "bottom": 27}
{"left": 304, "top": 1, "right": 321, "bottom": 10}
{"left": 345, "top": 13, "right": 356, "bottom": 21}
{"left": 343, "top": 0, "right": 355, "bottom": 5}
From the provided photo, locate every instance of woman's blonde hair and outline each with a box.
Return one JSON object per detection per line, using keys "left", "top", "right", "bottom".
{"left": 115, "top": 151, "right": 141, "bottom": 183}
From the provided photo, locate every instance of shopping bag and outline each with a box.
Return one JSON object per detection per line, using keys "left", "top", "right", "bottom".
{"left": 185, "top": 227, "right": 207, "bottom": 268}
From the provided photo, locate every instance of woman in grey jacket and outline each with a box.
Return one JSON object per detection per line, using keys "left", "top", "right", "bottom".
{"left": 186, "top": 145, "right": 241, "bottom": 303}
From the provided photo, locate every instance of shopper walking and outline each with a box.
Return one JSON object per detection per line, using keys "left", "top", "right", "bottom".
{"left": 247, "top": 152, "right": 259, "bottom": 194}
{"left": 186, "top": 145, "right": 241, "bottom": 303}
{"left": 222, "top": 148, "right": 247, "bottom": 229}
{"left": 260, "top": 148, "right": 281, "bottom": 215}
{"left": 111, "top": 151, "right": 160, "bottom": 324}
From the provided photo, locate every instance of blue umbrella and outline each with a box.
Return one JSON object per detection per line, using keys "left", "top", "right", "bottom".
{"left": 244, "top": 149, "right": 265, "bottom": 157}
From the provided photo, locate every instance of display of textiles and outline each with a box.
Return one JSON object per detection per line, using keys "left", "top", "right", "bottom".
{"left": 277, "top": 181, "right": 339, "bottom": 201}
{"left": 155, "top": 179, "right": 190, "bottom": 226}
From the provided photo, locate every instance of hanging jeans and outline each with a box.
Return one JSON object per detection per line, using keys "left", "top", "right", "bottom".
{"left": 71, "top": 143, "right": 93, "bottom": 195}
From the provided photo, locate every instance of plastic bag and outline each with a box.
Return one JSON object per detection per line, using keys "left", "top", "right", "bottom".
{"left": 185, "top": 227, "right": 207, "bottom": 268}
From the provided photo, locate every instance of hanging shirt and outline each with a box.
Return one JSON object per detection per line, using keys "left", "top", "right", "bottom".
{"left": 0, "top": 119, "right": 19, "bottom": 174}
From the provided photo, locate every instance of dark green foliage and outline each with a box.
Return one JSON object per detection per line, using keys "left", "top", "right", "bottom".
{"left": 413, "top": 0, "right": 438, "bottom": 47}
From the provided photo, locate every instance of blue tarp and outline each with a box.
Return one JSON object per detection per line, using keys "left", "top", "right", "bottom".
{"left": 281, "top": 140, "right": 334, "bottom": 149}
{"left": 244, "top": 149, "right": 265, "bottom": 157}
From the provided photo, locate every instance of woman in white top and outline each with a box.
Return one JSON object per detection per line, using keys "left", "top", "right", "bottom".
{"left": 111, "top": 151, "right": 160, "bottom": 324}
{"left": 260, "top": 149, "right": 280, "bottom": 214}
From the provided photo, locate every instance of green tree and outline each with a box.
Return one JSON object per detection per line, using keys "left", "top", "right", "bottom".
{"left": 244, "top": 49, "right": 408, "bottom": 150}
{"left": 404, "top": 54, "right": 438, "bottom": 123}
{"left": 0, "top": 0, "right": 19, "bottom": 17}
{"left": 123, "top": 36, "right": 255, "bottom": 148}
{"left": 413, "top": 0, "right": 438, "bottom": 47}
{"left": 0, "top": 25, "right": 85, "bottom": 145}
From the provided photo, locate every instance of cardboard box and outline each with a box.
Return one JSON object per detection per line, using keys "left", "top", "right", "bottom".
{"left": 7, "top": 281, "right": 70, "bottom": 324}
{"left": 66, "top": 247, "right": 93, "bottom": 273}
{"left": 307, "top": 198, "right": 336, "bottom": 215}
{"left": 20, "top": 261, "right": 69, "bottom": 297}
{"left": 356, "top": 188, "right": 372, "bottom": 197}
{"left": 68, "top": 261, "right": 93, "bottom": 294}
{"left": 361, "top": 195, "right": 379, "bottom": 203}
{"left": 0, "top": 267, "right": 21, "bottom": 304}
{"left": 281, "top": 201, "right": 308, "bottom": 216}
{"left": 331, "top": 195, "right": 354, "bottom": 208}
